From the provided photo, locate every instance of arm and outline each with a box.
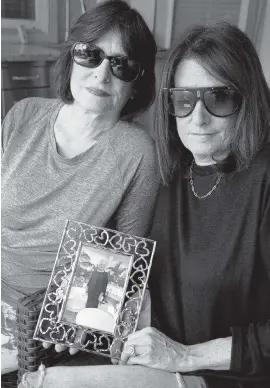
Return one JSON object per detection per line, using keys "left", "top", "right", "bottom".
{"left": 183, "top": 337, "right": 232, "bottom": 372}
{"left": 121, "top": 176, "right": 270, "bottom": 379}
{"left": 120, "top": 328, "right": 269, "bottom": 387}
{"left": 2, "top": 98, "right": 33, "bottom": 155}
{"left": 112, "top": 128, "right": 160, "bottom": 237}
{"left": 120, "top": 327, "right": 232, "bottom": 373}
{"left": 2, "top": 105, "right": 14, "bottom": 155}
{"left": 230, "top": 321, "right": 270, "bottom": 374}
{"left": 2, "top": 101, "right": 19, "bottom": 155}
{"left": 229, "top": 182, "right": 270, "bottom": 375}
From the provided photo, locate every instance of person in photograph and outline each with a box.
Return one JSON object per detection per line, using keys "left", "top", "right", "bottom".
{"left": 1, "top": 0, "right": 159, "bottom": 374}
{"left": 20, "top": 21, "right": 270, "bottom": 388}
{"left": 85, "top": 262, "right": 109, "bottom": 309}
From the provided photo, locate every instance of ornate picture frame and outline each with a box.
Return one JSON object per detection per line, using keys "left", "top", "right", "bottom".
{"left": 34, "top": 220, "right": 156, "bottom": 359}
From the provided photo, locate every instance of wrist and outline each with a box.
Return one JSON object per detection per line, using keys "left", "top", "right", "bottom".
{"left": 184, "top": 337, "right": 232, "bottom": 372}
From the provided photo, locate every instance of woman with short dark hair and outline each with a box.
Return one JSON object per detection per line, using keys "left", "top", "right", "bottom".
{"left": 55, "top": 0, "right": 156, "bottom": 120}
{"left": 1, "top": 0, "right": 159, "bottom": 375}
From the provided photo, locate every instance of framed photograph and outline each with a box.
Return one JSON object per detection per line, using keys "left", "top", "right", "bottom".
{"left": 34, "top": 220, "right": 156, "bottom": 359}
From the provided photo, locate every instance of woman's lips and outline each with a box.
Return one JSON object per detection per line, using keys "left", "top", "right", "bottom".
{"left": 191, "top": 133, "right": 216, "bottom": 136}
{"left": 189, "top": 133, "right": 217, "bottom": 141}
{"left": 86, "top": 87, "right": 110, "bottom": 97}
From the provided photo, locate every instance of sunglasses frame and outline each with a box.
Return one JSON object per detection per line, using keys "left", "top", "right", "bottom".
{"left": 164, "top": 86, "right": 241, "bottom": 118}
{"left": 71, "top": 42, "right": 143, "bottom": 82}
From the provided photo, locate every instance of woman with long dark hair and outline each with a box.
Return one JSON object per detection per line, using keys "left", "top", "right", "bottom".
{"left": 147, "top": 21, "right": 270, "bottom": 387}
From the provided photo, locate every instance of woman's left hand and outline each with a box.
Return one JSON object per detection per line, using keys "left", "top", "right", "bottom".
{"left": 119, "top": 327, "right": 189, "bottom": 372}
{"left": 119, "top": 328, "right": 232, "bottom": 372}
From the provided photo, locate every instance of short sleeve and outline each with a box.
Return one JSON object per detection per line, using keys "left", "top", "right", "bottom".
{"left": 2, "top": 105, "right": 16, "bottom": 154}
{"left": 1, "top": 98, "right": 32, "bottom": 154}
{"left": 110, "top": 123, "right": 160, "bottom": 237}
{"left": 114, "top": 139, "right": 160, "bottom": 237}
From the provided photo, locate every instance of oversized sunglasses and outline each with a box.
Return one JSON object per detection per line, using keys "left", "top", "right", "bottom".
{"left": 71, "top": 42, "right": 143, "bottom": 82}
{"left": 165, "top": 87, "right": 241, "bottom": 118}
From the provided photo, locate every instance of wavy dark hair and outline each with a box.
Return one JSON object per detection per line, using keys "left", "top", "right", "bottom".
{"left": 154, "top": 21, "right": 270, "bottom": 184}
{"left": 54, "top": 0, "right": 157, "bottom": 121}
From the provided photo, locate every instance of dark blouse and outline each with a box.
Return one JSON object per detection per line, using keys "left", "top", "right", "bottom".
{"left": 149, "top": 146, "right": 270, "bottom": 388}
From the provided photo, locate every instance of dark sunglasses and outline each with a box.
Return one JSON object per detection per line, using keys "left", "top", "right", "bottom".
{"left": 71, "top": 42, "right": 143, "bottom": 82}
{"left": 165, "top": 87, "right": 241, "bottom": 118}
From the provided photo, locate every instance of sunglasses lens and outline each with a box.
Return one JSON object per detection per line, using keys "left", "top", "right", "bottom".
{"left": 204, "top": 89, "right": 240, "bottom": 117}
{"left": 110, "top": 57, "right": 140, "bottom": 82}
{"left": 72, "top": 43, "right": 103, "bottom": 68}
{"left": 170, "top": 90, "right": 196, "bottom": 117}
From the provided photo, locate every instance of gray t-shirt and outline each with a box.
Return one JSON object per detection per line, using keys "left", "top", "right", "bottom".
{"left": 2, "top": 97, "right": 159, "bottom": 306}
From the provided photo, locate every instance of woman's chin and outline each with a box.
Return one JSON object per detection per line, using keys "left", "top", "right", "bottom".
{"left": 73, "top": 98, "right": 113, "bottom": 115}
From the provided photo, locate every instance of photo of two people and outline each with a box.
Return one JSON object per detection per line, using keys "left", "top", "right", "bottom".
{"left": 61, "top": 245, "right": 132, "bottom": 334}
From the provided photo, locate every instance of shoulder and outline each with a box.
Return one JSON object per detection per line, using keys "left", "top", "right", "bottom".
{"left": 227, "top": 146, "right": 270, "bottom": 183}
{"left": 6, "top": 97, "right": 58, "bottom": 118}
{"left": 249, "top": 145, "right": 270, "bottom": 219}
{"left": 112, "top": 120, "right": 156, "bottom": 150}
{"left": 107, "top": 120, "right": 160, "bottom": 191}
{"left": 2, "top": 98, "right": 60, "bottom": 151}
{"left": 109, "top": 120, "right": 157, "bottom": 166}
{"left": 245, "top": 145, "right": 270, "bottom": 184}
{"left": 252, "top": 144, "right": 270, "bottom": 171}
{"left": 3, "top": 97, "right": 59, "bottom": 130}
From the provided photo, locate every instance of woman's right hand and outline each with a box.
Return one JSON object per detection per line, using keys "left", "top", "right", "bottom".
{"left": 42, "top": 341, "right": 79, "bottom": 355}
{"left": 111, "top": 289, "right": 151, "bottom": 364}
{"left": 43, "top": 289, "right": 151, "bottom": 359}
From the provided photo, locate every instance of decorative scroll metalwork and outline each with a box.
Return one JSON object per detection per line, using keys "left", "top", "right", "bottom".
{"left": 34, "top": 220, "right": 156, "bottom": 359}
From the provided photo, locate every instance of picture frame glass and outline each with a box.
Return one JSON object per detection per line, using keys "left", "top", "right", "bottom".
{"left": 60, "top": 244, "right": 133, "bottom": 335}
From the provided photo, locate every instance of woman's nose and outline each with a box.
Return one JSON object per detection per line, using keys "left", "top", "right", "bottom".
{"left": 191, "top": 100, "right": 211, "bottom": 126}
{"left": 93, "top": 58, "right": 111, "bottom": 83}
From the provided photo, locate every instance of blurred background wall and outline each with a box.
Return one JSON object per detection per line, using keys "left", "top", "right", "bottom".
{"left": 1, "top": 0, "right": 270, "bottom": 123}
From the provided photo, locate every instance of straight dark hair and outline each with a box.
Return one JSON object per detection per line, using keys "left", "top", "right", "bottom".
{"left": 154, "top": 21, "right": 270, "bottom": 184}
{"left": 54, "top": 0, "right": 157, "bottom": 121}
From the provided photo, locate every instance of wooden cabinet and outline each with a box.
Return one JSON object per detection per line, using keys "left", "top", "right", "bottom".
{"left": 1, "top": 61, "right": 54, "bottom": 119}
{"left": 2, "top": 0, "right": 35, "bottom": 19}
